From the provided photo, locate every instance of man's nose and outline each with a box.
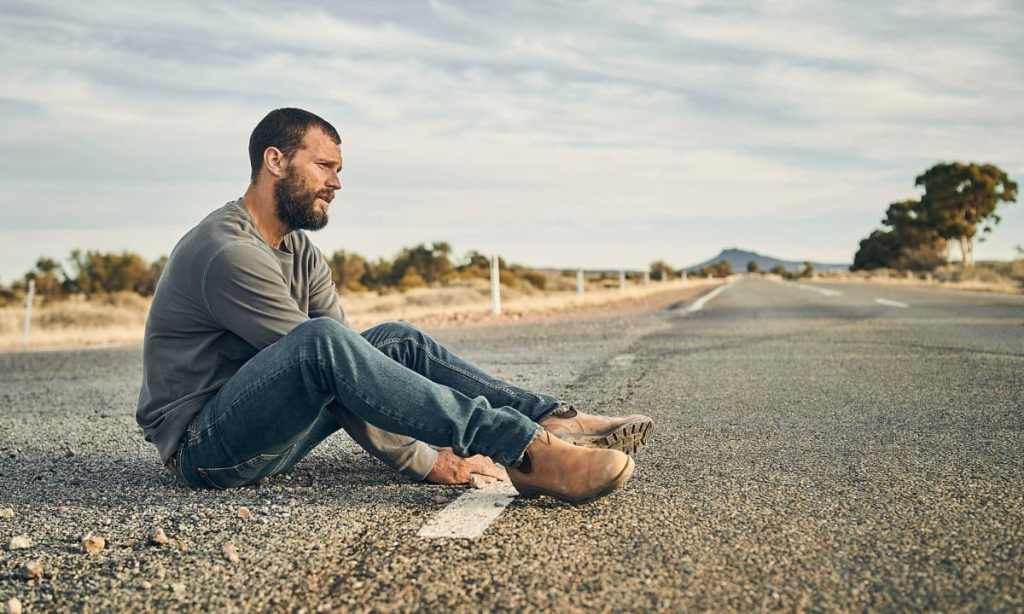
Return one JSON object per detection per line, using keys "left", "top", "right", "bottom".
{"left": 327, "top": 173, "right": 342, "bottom": 190}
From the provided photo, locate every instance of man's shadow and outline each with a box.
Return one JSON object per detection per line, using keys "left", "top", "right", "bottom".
{"left": 0, "top": 442, "right": 438, "bottom": 511}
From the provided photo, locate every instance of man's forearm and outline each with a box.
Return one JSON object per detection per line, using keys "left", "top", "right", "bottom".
{"left": 331, "top": 408, "right": 438, "bottom": 481}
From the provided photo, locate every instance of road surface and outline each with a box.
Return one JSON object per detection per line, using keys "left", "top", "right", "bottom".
{"left": 1, "top": 278, "right": 1021, "bottom": 611}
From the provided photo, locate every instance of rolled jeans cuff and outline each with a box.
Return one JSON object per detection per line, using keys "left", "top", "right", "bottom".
{"left": 502, "top": 420, "right": 543, "bottom": 468}
{"left": 534, "top": 399, "right": 568, "bottom": 422}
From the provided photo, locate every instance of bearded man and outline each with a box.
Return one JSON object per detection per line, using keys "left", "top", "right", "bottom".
{"left": 136, "top": 108, "right": 653, "bottom": 503}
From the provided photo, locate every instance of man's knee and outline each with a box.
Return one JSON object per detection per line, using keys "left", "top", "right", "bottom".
{"left": 296, "top": 316, "right": 348, "bottom": 337}
{"left": 292, "top": 317, "right": 360, "bottom": 349}
{"left": 291, "top": 318, "right": 371, "bottom": 364}
{"left": 365, "top": 320, "right": 421, "bottom": 341}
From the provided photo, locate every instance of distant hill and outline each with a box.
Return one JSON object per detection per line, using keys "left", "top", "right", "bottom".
{"left": 684, "top": 248, "right": 850, "bottom": 273}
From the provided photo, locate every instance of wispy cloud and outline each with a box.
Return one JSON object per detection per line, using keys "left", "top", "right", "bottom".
{"left": 0, "top": 0, "right": 1021, "bottom": 282}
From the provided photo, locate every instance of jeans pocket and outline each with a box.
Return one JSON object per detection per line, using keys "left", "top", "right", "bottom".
{"left": 196, "top": 444, "right": 295, "bottom": 490}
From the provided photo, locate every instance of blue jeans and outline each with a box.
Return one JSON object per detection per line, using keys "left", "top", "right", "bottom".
{"left": 172, "top": 318, "right": 559, "bottom": 489}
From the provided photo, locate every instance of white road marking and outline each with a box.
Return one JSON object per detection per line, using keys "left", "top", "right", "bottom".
{"left": 685, "top": 282, "right": 734, "bottom": 313}
{"left": 608, "top": 353, "right": 636, "bottom": 367}
{"left": 874, "top": 298, "right": 910, "bottom": 309}
{"left": 792, "top": 283, "right": 842, "bottom": 297}
{"left": 418, "top": 481, "right": 519, "bottom": 539}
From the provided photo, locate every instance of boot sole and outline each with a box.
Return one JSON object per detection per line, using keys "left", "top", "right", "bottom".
{"left": 554, "top": 418, "right": 654, "bottom": 456}
{"left": 514, "top": 455, "right": 635, "bottom": 505}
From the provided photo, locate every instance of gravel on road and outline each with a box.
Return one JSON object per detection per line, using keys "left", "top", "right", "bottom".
{"left": 1, "top": 279, "right": 1022, "bottom": 611}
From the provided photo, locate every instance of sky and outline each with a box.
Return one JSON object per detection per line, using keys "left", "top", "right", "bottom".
{"left": 1, "top": 0, "right": 1022, "bottom": 283}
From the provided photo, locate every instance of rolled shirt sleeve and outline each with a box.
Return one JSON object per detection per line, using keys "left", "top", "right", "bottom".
{"left": 332, "top": 408, "right": 439, "bottom": 481}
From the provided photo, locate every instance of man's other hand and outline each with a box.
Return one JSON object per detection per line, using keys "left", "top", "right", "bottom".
{"left": 425, "top": 448, "right": 509, "bottom": 485}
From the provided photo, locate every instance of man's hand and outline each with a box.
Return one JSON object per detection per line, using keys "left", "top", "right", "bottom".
{"left": 424, "top": 448, "right": 509, "bottom": 485}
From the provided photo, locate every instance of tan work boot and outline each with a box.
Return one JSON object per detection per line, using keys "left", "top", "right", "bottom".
{"left": 508, "top": 429, "right": 634, "bottom": 504}
{"left": 540, "top": 405, "right": 654, "bottom": 455}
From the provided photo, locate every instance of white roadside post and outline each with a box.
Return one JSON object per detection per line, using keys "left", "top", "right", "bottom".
{"left": 643, "top": 270, "right": 650, "bottom": 285}
{"left": 619, "top": 270, "right": 626, "bottom": 291}
{"left": 576, "top": 269, "right": 584, "bottom": 295}
{"left": 22, "top": 279, "right": 35, "bottom": 348}
{"left": 490, "top": 254, "right": 501, "bottom": 316}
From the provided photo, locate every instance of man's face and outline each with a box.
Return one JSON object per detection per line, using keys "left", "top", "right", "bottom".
{"left": 274, "top": 128, "right": 343, "bottom": 232}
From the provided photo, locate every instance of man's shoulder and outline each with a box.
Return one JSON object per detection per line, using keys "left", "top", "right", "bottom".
{"left": 155, "top": 200, "right": 269, "bottom": 295}
{"left": 191, "top": 199, "right": 254, "bottom": 240}
{"left": 178, "top": 200, "right": 265, "bottom": 260}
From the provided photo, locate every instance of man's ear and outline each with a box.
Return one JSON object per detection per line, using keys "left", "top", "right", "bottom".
{"left": 263, "top": 146, "right": 287, "bottom": 178}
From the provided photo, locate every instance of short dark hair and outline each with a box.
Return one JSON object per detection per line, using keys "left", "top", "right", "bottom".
{"left": 248, "top": 108, "right": 341, "bottom": 182}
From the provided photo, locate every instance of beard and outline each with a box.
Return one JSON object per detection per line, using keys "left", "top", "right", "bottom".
{"left": 274, "top": 168, "right": 330, "bottom": 231}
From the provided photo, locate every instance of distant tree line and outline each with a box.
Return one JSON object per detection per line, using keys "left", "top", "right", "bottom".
{"left": 748, "top": 260, "right": 816, "bottom": 279}
{"left": 649, "top": 259, "right": 735, "bottom": 280}
{"left": 323, "top": 242, "right": 551, "bottom": 292}
{"left": 3, "top": 242, "right": 695, "bottom": 306}
{"left": 0, "top": 250, "right": 169, "bottom": 305}
{"left": 853, "top": 162, "right": 1017, "bottom": 271}
{"left": 1, "top": 239, "right": 744, "bottom": 307}
{"left": 695, "top": 261, "right": 733, "bottom": 278}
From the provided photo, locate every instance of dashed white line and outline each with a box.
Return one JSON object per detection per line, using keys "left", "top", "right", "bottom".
{"left": 608, "top": 353, "right": 636, "bottom": 367}
{"left": 685, "top": 282, "right": 734, "bottom": 313}
{"left": 417, "top": 481, "right": 518, "bottom": 539}
{"left": 792, "top": 283, "right": 842, "bottom": 297}
{"left": 874, "top": 298, "right": 910, "bottom": 309}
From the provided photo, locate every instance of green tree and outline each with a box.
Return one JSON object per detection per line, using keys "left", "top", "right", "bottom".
{"left": 746, "top": 260, "right": 759, "bottom": 273}
{"left": 520, "top": 270, "right": 548, "bottom": 290}
{"left": 362, "top": 258, "right": 393, "bottom": 290}
{"left": 457, "top": 250, "right": 501, "bottom": 279}
{"left": 852, "top": 198, "right": 948, "bottom": 272}
{"left": 25, "top": 256, "right": 66, "bottom": 299}
{"left": 852, "top": 230, "right": 901, "bottom": 271}
{"left": 769, "top": 265, "right": 787, "bottom": 276}
{"left": 461, "top": 250, "right": 492, "bottom": 270}
{"left": 397, "top": 266, "right": 427, "bottom": 291}
{"left": 800, "top": 261, "right": 814, "bottom": 278}
{"left": 881, "top": 199, "right": 948, "bottom": 268}
{"left": 143, "top": 255, "right": 169, "bottom": 296}
{"left": 649, "top": 260, "right": 674, "bottom": 280}
{"left": 66, "top": 249, "right": 150, "bottom": 295}
{"left": 707, "top": 260, "right": 733, "bottom": 278}
{"left": 326, "top": 250, "right": 368, "bottom": 292}
{"left": 391, "top": 242, "right": 452, "bottom": 285}
{"left": 914, "top": 162, "right": 1018, "bottom": 266}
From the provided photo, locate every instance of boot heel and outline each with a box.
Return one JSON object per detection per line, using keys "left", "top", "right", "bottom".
{"left": 514, "top": 487, "right": 542, "bottom": 499}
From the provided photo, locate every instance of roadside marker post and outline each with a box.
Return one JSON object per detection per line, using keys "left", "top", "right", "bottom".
{"left": 619, "top": 270, "right": 626, "bottom": 291}
{"left": 490, "top": 254, "right": 501, "bottom": 316}
{"left": 576, "top": 269, "right": 584, "bottom": 295}
{"left": 22, "top": 279, "right": 35, "bottom": 348}
{"left": 643, "top": 271, "right": 650, "bottom": 285}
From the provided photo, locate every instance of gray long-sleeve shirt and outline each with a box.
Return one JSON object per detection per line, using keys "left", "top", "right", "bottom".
{"left": 136, "top": 199, "right": 437, "bottom": 479}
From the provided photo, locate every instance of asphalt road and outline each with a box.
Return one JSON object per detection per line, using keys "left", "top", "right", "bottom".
{"left": 1, "top": 278, "right": 1022, "bottom": 612}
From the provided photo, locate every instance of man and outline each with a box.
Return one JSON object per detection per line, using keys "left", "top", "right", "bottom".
{"left": 137, "top": 108, "right": 654, "bottom": 503}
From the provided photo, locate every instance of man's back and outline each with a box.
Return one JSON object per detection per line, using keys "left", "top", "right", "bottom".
{"left": 136, "top": 198, "right": 342, "bottom": 463}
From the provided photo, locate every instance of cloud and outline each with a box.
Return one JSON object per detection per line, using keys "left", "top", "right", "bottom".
{"left": 0, "top": 0, "right": 1021, "bottom": 282}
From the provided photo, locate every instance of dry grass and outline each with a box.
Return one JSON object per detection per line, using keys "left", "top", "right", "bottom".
{"left": 1, "top": 279, "right": 716, "bottom": 353}
{"left": 0, "top": 292, "right": 150, "bottom": 353}
{"left": 811, "top": 260, "right": 1024, "bottom": 295}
